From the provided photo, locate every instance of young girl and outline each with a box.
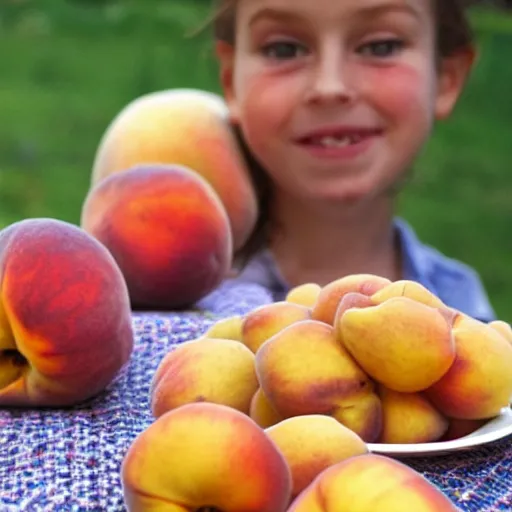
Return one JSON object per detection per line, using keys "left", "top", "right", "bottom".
{"left": 211, "top": 0, "right": 496, "bottom": 323}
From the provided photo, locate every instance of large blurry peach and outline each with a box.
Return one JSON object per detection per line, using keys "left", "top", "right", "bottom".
{"left": 91, "top": 88, "right": 258, "bottom": 249}
{"left": 81, "top": 164, "right": 232, "bottom": 310}
{"left": 0, "top": 218, "right": 133, "bottom": 407}
{"left": 121, "top": 402, "right": 292, "bottom": 512}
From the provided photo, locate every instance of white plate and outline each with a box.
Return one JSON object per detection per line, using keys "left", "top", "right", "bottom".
{"left": 368, "top": 407, "right": 512, "bottom": 458}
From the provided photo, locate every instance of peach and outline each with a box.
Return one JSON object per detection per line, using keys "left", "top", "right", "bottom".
{"left": 255, "top": 320, "right": 382, "bottom": 442}
{"left": 285, "top": 283, "right": 322, "bottom": 308}
{"left": 250, "top": 387, "right": 284, "bottom": 428}
{"left": 439, "top": 418, "right": 488, "bottom": 442}
{"left": 0, "top": 218, "right": 133, "bottom": 406}
{"left": 489, "top": 320, "right": 512, "bottom": 345}
{"left": 121, "top": 402, "right": 292, "bottom": 512}
{"left": 371, "top": 280, "right": 446, "bottom": 308}
{"left": 337, "top": 297, "right": 457, "bottom": 393}
{"left": 287, "top": 453, "right": 459, "bottom": 511}
{"left": 311, "top": 274, "right": 391, "bottom": 326}
{"left": 203, "top": 315, "right": 244, "bottom": 341}
{"left": 265, "top": 415, "right": 368, "bottom": 499}
{"left": 150, "top": 337, "right": 258, "bottom": 418}
{"left": 333, "top": 292, "right": 376, "bottom": 329}
{"left": 90, "top": 88, "right": 258, "bottom": 250}
{"left": 378, "top": 387, "right": 449, "bottom": 444}
{"left": 81, "top": 164, "right": 232, "bottom": 310}
{"left": 425, "top": 314, "right": 512, "bottom": 419}
{"left": 241, "top": 301, "right": 311, "bottom": 353}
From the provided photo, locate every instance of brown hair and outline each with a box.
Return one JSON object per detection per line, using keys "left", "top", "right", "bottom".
{"left": 211, "top": 0, "right": 476, "bottom": 269}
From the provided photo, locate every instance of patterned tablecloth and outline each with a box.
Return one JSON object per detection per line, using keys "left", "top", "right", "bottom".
{"left": 0, "top": 283, "right": 510, "bottom": 512}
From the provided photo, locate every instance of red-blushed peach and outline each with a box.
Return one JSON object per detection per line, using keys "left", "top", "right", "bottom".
{"left": 0, "top": 218, "right": 133, "bottom": 406}
{"left": 311, "top": 274, "right": 392, "bottom": 326}
{"left": 337, "top": 297, "right": 457, "bottom": 393}
{"left": 81, "top": 164, "right": 232, "bottom": 310}
{"left": 255, "top": 320, "right": 382, "bottom": 442}
{"left": 241, "top": 301, "right": 312, "bottom": 353}
{"left": 150, "top": 337, "right": 258, "bottom": 418}
{"left": 287, "top": 454, "right": 459, "bottom": 511}
{"left": 285, "top": 283, "right": 322, "bottom": 308}
{"left": 265, "top": 415, "right": 368, "bottom": 499}
{"left": 90, "top": 88, "right": 258, "bottom": 250}
{"left": 121, "top": 402, "right": 292, "bottom": 512}
{"left": 249, "top": 387, "right": 284, "bottom": 428}
{"left": 377, "top": 387, "right": 449, "bottom": 444}
{"left": 425, "top": 314, "right": 512, "bottom": 420}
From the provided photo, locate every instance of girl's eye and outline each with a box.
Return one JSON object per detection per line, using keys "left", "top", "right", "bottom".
{"left": 358, "top": 39, "right": 405, "bottom": 58}
{"left": 261, "top": 41, "right": 308, "bottom": 60}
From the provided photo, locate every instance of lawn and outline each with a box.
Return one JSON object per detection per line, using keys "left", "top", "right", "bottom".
{"left": 0, "top": 0, "right": 511, "bottom": 321}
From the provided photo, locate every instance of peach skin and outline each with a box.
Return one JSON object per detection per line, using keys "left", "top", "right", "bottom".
{"left": 285, "top": 283, "right": 322, "bottom": 308}
{"left": 378, "top": 387, "right": 449, "bottom": 444}
{"left": 425, "top": 314, "right": 512, "bottom": 419}
{"left": 250, "top": 387, "right": 284, "bottom": 428}
{"left": 81, "top": 164, "right": 232, "bottom": 310}
{"left": 150, "top": 337, "right": 258, "bottom": 418}
{"left": 265, "top": 415, "right": 368, "bottom": 499}
{"left": 337, "top": 297, "right": 457, "bottom": 393}
{"left": 90, "top": 88, "right": 258, "bottom": 250}
{"left": 287, "top": 453, "right": 459, "bottom": 511}
{"left": 241, "top": 301, "right": 311, "bottom": 353}
{"left": 489, "top": 320, "right": 512, "bottom": 345}
{"left": 439, "top": 418, "right": 487, "bottom": 442}
{"left": 311, "top": 274, "right": 391, "bottom": 326}
{"left": 0, "top": 218, "right": 133, "bottom": 407}
{"left": 371, "top": 280, "right": 446, "bottom": 308}
{"left": 255, "top": 320, "right": 382, "bottom": 442}
{"left": 203, "top": 315, "right": 244, "bottom": 342}
{"left": 121, "top": 402, "right": 292, "bottom": 512}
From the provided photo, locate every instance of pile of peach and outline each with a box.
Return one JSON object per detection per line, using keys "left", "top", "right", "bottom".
{"left": 121, "top": 274, "right": 512, "bottom": 511}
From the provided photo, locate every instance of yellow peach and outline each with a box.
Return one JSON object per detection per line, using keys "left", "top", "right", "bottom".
{"left": 312, "top": 274, "right": 392, "bottom": 326}
{"left": 337, "top": 297, "right": 457, "bottom": 393}
{"left": 250, "top": 387, "right": 284, "bottom": 428}
{"left": 241, "top": 301, "right": 311, "bottom": 353}
{"left": 150, "top": 337, "right": 258, "bottom": 418}
{"left": 122, "top": 402, "right": 292, "bottom": 511}
{"left": 255, "top": 320, "right": 382, "bottom": 442}
{"left": 287, "top": 453, "right": 459, "bottom": 511}
{"left": 425, "top": 314, "right": 512, "bottom": 419}
{"left": 378, "top": 387, "right": 449, "bottom": 444}
{"left": 286, "top": 283, "right": 322, "bottom": 308}
{"left": 265, "top": 415, "right": 368, "bottom": 499}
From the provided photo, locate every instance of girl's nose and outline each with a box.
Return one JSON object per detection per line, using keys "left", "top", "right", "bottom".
{"left": 304, "top": 45, "right": 355, "bottom": 105}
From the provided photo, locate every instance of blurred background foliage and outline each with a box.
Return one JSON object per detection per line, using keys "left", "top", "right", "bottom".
{"left": 0, "top": 0, "right": 510, "bottom": 321}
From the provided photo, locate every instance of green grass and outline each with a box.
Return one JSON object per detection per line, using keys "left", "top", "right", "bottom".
{"left": 0, "top": 1, "right": 511, "bottom": 321}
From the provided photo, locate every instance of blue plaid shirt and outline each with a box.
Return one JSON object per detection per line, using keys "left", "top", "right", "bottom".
{"left": 227, "top": 217, "right": 496, "bottom": 323}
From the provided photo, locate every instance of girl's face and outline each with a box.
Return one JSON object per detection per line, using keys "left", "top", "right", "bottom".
{"left": 217, "top": 0, "right": 474, "bottom": 204}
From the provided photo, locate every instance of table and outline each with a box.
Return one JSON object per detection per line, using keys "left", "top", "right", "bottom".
{"left": 0, "top": 284, "right": 510, "bottom": 511}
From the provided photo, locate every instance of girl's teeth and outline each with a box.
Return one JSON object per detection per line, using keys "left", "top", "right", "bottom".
{"left": 317, "top": 135, "right": 361, "bottom": 147}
